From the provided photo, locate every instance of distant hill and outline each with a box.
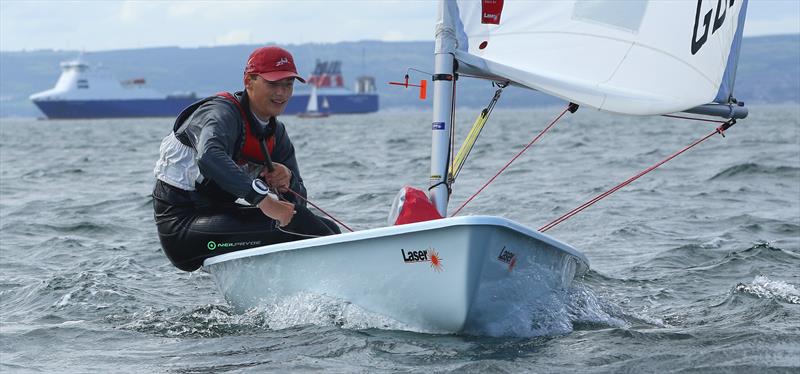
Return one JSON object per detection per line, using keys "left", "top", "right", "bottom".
{"left": 734, "top": 34, "right": 800, "bottom": 104}
{"left": 1, "top": 35, "right": 798, "bottom": 118}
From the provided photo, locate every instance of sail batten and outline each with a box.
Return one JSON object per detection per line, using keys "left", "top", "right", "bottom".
{"left": 444, "top": 0, "right": 748, "bottom": 116}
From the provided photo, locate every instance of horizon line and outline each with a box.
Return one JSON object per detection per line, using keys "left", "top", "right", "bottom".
{"left": 2, "top": 33, "right": 799, "bottom": 54}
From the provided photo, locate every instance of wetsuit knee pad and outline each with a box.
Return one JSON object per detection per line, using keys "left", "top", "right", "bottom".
{"left": 319, "top": 216, "right": 341, "bottom": 234}
{"left": 170, "top": 252, "right": 205, "bottom": 272}
{"left": 284, "top": 205, "right": 340, "bottom": 236}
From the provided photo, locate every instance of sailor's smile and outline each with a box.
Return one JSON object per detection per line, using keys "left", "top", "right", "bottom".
{"left": 247, "top": 76, "right": 294, "bottom": 119}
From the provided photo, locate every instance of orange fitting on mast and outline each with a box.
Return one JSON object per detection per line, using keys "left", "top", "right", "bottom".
{"left": 388, "top": 74, "right": 410, "bottom": 88}
{"left": 388, "top": 74, "right": 428, "bottom": 100}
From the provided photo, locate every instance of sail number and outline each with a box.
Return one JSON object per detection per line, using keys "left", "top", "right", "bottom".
{"left": 691, "top": 0, "right": 736, "bottom": 55}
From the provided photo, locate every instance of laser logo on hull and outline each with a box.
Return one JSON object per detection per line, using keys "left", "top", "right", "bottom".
{"left": 401, "top": 247, "right": 444, "bottom": 272}
{"left": 497, "top": 246, "right": 517, "bottom": 272}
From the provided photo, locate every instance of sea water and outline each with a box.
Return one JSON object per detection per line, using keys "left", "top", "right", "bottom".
{"left": 1, "top": 105, "right": 798, "bottom": 372}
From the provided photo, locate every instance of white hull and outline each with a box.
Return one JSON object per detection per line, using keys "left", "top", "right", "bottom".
{"left": 204, "top": 216, "right": 588, "bottom": 334}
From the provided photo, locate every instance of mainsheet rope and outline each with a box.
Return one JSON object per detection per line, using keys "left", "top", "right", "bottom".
{"left": 286, "top": 188, "right": 355, "bottom": 233}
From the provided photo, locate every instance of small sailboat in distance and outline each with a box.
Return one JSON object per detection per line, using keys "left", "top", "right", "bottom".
{"left": 284, "top": 59, "right": 378, "bottom": 115}
{"left": 321, "top": 96, "right": 330, "bottom": 112}
{"left": 297, "top": 84, "right": 329, "bottom": 118}
{"left": 204, "top": 0, "right": 749, "bottom": 335}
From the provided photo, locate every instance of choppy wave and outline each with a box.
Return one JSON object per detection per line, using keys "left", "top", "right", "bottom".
{"left": 2, "top": 108, "right": 798, "bottom": 372}
{"left": 709, "top": 163, "right": 800, "bottom": 180}
{"left": 565, "top": 284, "right": 635, "bottom": 329}
{"left": 639, "top": 242, "right": 797, "bottom": 277}
{"left": 110, "top": 293, "right": 418, "bottom": 338}
{"left": 112, "top": 304, "right": 270, "bottom": 338}
{"left": 109, "top": 283, "right": 637, "bottom": 340}
{"left": 256, "top": 292, "right": 417, "bottom": 332}
{"left": 735, "top": 275, "right": 800, "bottom": 304}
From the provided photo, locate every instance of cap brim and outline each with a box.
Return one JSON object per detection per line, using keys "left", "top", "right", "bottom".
{"left": 257, "top": 71, "right": 306, "bottom": 84}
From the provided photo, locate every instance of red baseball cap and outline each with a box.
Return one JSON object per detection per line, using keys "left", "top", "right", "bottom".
{"left": 244, "top": 46, "right": 306, "bottom": 83}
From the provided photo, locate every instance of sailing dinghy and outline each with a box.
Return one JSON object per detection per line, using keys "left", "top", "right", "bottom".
{"left": 204, "top": 0, "right": 749, "bottom": 335}
{"left": 297, "top": 84, "right": 329, "bottom": 118}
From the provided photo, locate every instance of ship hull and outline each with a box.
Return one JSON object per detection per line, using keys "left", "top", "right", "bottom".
{"left": 33, "top": 94, "right": 377, "bottom": 119}
{"left": 32, "top": 97, "right": 197, "bottom": 119}
{"left": 283, "top": 93, "right": 378, "bottom": 115}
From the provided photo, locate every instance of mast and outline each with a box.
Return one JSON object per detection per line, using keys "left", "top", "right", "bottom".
{"left": 429, "top": 0, "right": 457, "bottom": 216}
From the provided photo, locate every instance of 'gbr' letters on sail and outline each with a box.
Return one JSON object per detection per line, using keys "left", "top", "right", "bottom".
{"left": 692, "top": 0, "right": 738, "bottom": 55}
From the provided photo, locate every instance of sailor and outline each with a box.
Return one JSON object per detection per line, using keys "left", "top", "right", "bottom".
{"left": 152, "top": 46, "right": 340, "bottom": 271}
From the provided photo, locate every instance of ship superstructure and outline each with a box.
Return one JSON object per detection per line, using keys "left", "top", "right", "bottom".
{"left": 284, "top": 60, "right": 378, "bottom": 115}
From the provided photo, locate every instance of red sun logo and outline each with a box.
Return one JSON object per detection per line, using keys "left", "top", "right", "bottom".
{"left": 428, "top": 248, "right": 444, "bottom": 272}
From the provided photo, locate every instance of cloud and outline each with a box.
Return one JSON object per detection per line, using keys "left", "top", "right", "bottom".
{"left": 167, "top": 2, "right": 206, "bottom": 17}
{"left": 118, "top": 1, "right": 168, "bottom": 24}
{"left": 381, "top": 31, "right": 411, "bottom": 42}
{"left": 1, "top": 0, "right": 796, "bottom": 52}
{"left": 215, "top": 30, "right": 252, "bottom": 46}
{"left": 119, "top": 1, "right": 142, "bottom": 23}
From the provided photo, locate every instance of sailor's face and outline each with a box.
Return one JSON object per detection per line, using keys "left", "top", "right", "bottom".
{"left": 247, "top": 75, "right": 294, "bottom": 119}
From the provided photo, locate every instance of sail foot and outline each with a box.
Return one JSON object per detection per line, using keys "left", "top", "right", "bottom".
{"left": 683, "top": 103, "right": 748, "bottom": 119}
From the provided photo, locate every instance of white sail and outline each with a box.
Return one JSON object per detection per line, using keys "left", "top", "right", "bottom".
{"left": 443, "top": 0, "right": 748, "bottom": 116}
{"left": 306, "top": 85, "right": 320, "bottom": 113}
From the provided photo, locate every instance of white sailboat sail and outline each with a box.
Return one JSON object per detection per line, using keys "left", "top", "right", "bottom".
{"left": 306, "top": 85, "right": 320, "bottom": 113}
{"left": 322, "top": 96, "right": 330, "bottom": 111}
{"left": 298, "top": 84, "right": 329, "bottom": 117}
{"left": 443, "top": 0, "right": 749, "bottom": 116}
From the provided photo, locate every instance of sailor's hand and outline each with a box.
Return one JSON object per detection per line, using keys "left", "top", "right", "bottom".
{"left": 261, "top": 163, "right": 292, "bottom": 193}
{"left": 258, "top": 198, "right": 296, "bottom": 227}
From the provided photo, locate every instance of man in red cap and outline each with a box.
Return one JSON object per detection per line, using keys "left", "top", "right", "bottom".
{"left": 244, "top": 46, "right": 306, "bottom": 124}
{"left": 152, "top": 46, "right": 340, "bottom": 272}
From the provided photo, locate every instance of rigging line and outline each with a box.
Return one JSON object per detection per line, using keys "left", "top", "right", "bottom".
{"left": 538, "top": 119, "right": 737, "bottom": 233}
{"left": 662, "top": 114, "right": 727, "bottom": 124}
{"left": 275, "top": 224, "right": 324, "bottom": 239}
{"left": 407, "top": 67, "right": 433, "bottom": 76}
{"left": 285, "top": 188, "right": 355, "bottom": 233}
{"left": 450, "top": 103, "right": 578, "bottom": 217}
{"left": 451, "top": 86, "right": 504, "bottom": 182}
{"left": 449, "top": 77, "right": 457, "bottom": 187}
{"left": 254, "top": 121, "right": 353, "bottom": 232}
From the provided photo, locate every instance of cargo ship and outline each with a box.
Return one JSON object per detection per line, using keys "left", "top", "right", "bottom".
{"left": 30, "top": 56, "right": 197, "bottom": 119}
{"left": 30, "top": 57, "right": 377, "bottom": 119}
{"left": 283, "top": 60, "right": 379, "bottom": 115}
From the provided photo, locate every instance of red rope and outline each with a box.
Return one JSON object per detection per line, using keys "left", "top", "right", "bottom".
{"left": 287, "top": 188, "right": 354, "bottom": 232}
{"left": 538, "top": 120, "right": 735, "bottom": 233}
{"left": 450, "top": 104, "right": 574, "bottom": 217}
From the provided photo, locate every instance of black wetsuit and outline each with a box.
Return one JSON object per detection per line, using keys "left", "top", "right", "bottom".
{"left": 152, "top": 91, "right": 339, "bottom": 271}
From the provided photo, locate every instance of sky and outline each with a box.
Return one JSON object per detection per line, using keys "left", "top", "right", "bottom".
{"left": 1, "top": 0, "right": 798, "bottom": 52}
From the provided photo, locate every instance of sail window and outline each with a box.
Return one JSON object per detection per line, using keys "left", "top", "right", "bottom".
{"left": 77, "top": 79, "right": 89, "bottom": 89}
{"left": 573, "top": 0, "right": 648, "bottom": 33}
